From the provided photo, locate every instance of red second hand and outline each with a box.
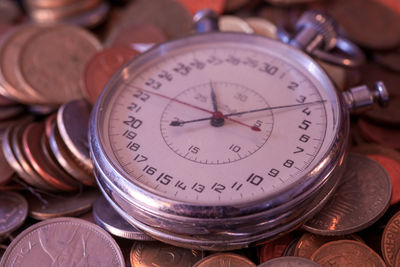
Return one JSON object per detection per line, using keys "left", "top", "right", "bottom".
{"left": 128, "top": 84, "right": 261, "bottom": 131}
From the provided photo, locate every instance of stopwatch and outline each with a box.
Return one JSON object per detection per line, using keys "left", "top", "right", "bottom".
{"left": 89, "top": 11, "right": 387, "bottom": 250}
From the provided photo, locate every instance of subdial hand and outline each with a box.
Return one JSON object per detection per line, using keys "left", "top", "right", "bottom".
{"left": 209, "top": 81, "right": 224, "bottom": 127}
{"left": 170, "top": 100, "right": 326, "bottom": 127}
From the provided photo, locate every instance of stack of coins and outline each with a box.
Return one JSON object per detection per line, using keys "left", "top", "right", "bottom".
{"left": 1, "top": 0, "right": 400, "bottom": 266}
{"left": 23, "top": 0, "right": 110, "bottom": 27}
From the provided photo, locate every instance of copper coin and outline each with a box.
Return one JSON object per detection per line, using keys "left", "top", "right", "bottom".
{"left": 48, "top": 121, "right": 95, "bottom": 186}
{"left": 22, "top": 122, "right": 79, "bottom": 192}
{"left": 0, "top": 25, "right": 45, "bottom": 104}
{"left": 258, "top": 234, "right": 292, "bottom": 263}
{"left": 294, "top": 232, "right": 363, "bottom": 259}
{"left": 282, "top": 237, "right": 300, "bottom": 256}
{"left": 374, "top": 49, "right": 400, "bottom": 73}
{"left": 0, "top": 0, "right": 21, "bottom": 23}
{"left": 367, "top": 154, "right": 400, "bottom": 206}
{"left": 351, "top": 143, "right": 400, "bottom": 164}
{"left": 395, "top": 249, "right": 400, "bottom": 267}
{"left": 360, "top": 62, "right": 400, "bottom": 96}
{"left": 0, "top": 114, "right": 34, "bottom": 132}
{"left": 130, "top": 242, "right": 204, "bottom": 267}
{"left": 358, "top": 119, "right": 400, "bottom": 150}
{"left": 106, "top": 23, "right": 167, "bottom": 49}
{"left": 0, "top": 105, "right": 25, "bottom": 120}
{"left": 362, "top": 96, "right": 400, "bottom": 126}
{"left": 303, "top": 153, "right": 391, "bottom": 235}
{"left": 118, "top": 0, "right": 192, "bottom": 39}
{"left": 93, "top": 196, "right": 154, "bottom": 240}
{"left": 259, "top": 256, "right": 322, "bottom": 267}
{"left": 311, "top": 240, "right": 386, "bottom": 266}
{"left": 377, "top": 0, "right": 400, "bottom": 18}
{"left": 0, "top": 134, "right": 14, "bottom": 185}
{"left": 25, "top": 188, "right": 100, "bottom": 220}
{"left": 17, "top": 25, "right": 102, "bottom": 105}
{"left": 0, "top": 191, "right": 28, "bottom": 236}
{"left": 57, "top": 100, "right": 92, "bottom": 170}
{"left": 382, "top": 210, "right": 400, "bottom": 266}
{"left": 0, "top": 217, "right": 125, "bottom": 266}
{"left": 0, "top": 94, "right": 16, "bottom": 107}
{"left": 83, "top": 46, "right": 138, "bottom": 105}
{"left": 327, "top": 0, "right": 400, "bottom": 50}
{"left": 192, "top": 253, "right": 254, "bottom": 267}
{"left": 176, "top": 0, "right": 225, "bottom": 15}
{"left": 224, "top": 0, "right": 250, "bottom": 12}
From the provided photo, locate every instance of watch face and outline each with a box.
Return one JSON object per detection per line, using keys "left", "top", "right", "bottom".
{"left": 96, "top": 33, "right": 341, "bottom": 206}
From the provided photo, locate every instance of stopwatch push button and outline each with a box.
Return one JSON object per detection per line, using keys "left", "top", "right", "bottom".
{"left": 342, "top": 81, "right": 389, "bottom": 111}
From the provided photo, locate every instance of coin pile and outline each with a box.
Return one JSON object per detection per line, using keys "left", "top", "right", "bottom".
{"left": 23, "top": 0, "right": 110, "bottom": 28}
{"left": 1, "top": 0, "right": 400, "bottom": 266}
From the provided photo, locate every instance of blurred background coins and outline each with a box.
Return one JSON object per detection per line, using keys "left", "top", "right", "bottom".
{"left": 0, "top": 192, "right": 27, "bottom": 237}
{"left": 93, "top": 196, "right": 154, "bottom": 241}
{"left": 0, "top": 217, "right": 125, "bottom": 267}
{"left": 311, "top": 240, "right": 386, "bottom": 266}
{"left": 130, "top": 242, "right": 204, "bottom": 267}
{"left": 304, "top": 153, "right": 391, "bottom": 235}
{"left": 258, "top": 256, "right": 322, "bottom": 267}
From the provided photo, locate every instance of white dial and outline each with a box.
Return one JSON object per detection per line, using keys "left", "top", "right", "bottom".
{"left": 100, "top": 39, "right": 340, "bottom": 206}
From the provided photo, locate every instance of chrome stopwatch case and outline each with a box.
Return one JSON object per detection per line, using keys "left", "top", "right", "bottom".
{"left": 89, "top": 13, "right": 387, "bottom": 250}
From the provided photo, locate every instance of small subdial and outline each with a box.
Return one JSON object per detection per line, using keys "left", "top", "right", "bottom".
{"left": 160, "top": 81, "right": 274, "bottom": 164}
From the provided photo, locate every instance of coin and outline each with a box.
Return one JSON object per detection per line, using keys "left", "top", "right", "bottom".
{"left": 0, "top": 191, "right": 27, "bottom": 236}
{"left": 360, "top": 62, "right": 400, "bottom": 96}
{"left": 294, "top": 232, "right": 363, "bottom": 259}
{"left": 177, "top": 0, "right": 225, "bottom": 15}
{"left": 358, "top": 119, "right": 400, "bottom": 150}
{"left": 374, "top": 49, "right": 400, "bottom": 73}
{"left": 83, "top": 46, "right": 139, "bottom": 105}
{"left": 282, "top": 237, "right": 300, "bottom": 256}
{"left": 93, "top": 196, "right": 154, "bottom": 240}
{"left": 130, "top": 242, "right": 204, "bottom": 267}
{"left": 327, "top": 0, "right": 400, "bottom": 50}
{"left": 219, "top": 15, "right": 254, "bottom": 33}
{"left": 362, "top": 96, "right": 400, "bottom": 127}
{"left": 57, "top": 100, "right": 92, "bottom": 170}
{"left": 0, "top": 95, "right": 16, "bottom": 107}
{"left": 303, "top": 153, "right": 391, "bottom": 235}
{"left": 0, "top": 0, "right": 21, "bottom": 23}
{"left": 61, "top": 1, "right": 110, "bottom": 28}
{"left": 0, "top": 135, "right": 14, "bottom": 185}
{"left": 192, "top": 253, "right": 254, "bottom": 267}
{"left": 25, "top": 188, "right": 100, "bottom": 220}
{"left": 311, "top": 240, "right": 386, "bottom": 266}
{"left": 22, "top": 122, "right": 80, "bottom": 192}
{"left": 259, "top": 256, "right": 322, "bottom": 267}
{"left": 265, "top": 0, "right": 320, "bottom": 5}
{"left": 0, "top": 217, "right": 125, "bottom": 266}
{"left": 24, "top": 0, "right": 82, "bottom": 9}
{"left": 395, "top": 250, "right": 400, "bottom": 267}
{"left": 244, "top": 17, "right": 278, "bottom": 39}
{"left": 17, "top": 25, "right": 102, "bottom": 105}
{"left": 258, "top": 234, "right": 292, "bottom": 263}
{"left": 351, "top": 144, "right": 400, "bottom": 163}
{"left": 382, "top": 210, "right": 400, "bottom": 266}
{"left": 224, "top": 0, "right": 250, "bottom": 12}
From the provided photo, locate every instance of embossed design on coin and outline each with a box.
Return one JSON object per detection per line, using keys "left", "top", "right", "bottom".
{"left": 259, "top": 256, "right": 322, "bottom": 267}
{"left": 311, "top": 240, "right": 386, "bottom": 267}
{"left": 0, "top": 191, "right": 28, "bottom": 236}
{"left": 130, "top": 241, "right": 203, "bottom": 267}
{"left": 0, "top": 217, "right": 125, "bottom": 266}
{"left": 382, "top": 210, "right": 400, "bottom": 266}
{"left": 304, "top": 153, "right": 391, "bottom": 235}
{"left": 192, "top": 253, "right": 255, "bottom": 267}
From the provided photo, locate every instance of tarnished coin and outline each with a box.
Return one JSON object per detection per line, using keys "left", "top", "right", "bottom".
{"left": 93, "top": 196, "right": 154, "bottom": 240}
{"left": 130, "top": 242, "right": 204, "bottom": 267}
{"left": 327, "top": 0, "right": 400, "bottom": 50}
{"left": 25, "top": 188, "right": 100, "bottom": 220}
{"left": 374, "top": 49, "right": 400, "bottom": 73}
{"left": 0, "top": 135, "right": 14, "bottom": 185}
{"left": 0, "top": 217, "right": 125, "bottom": 266}
{"left": 219, "top": 15, "right": 254, "bottom": 33}
{"left": 83, "top": 46, "right": 138, "bottom": 105}
{"left": 58, "top": 1, "right": 110, "bottom": 28}
{"left": 382, "top": 210, "right": 400, "bottom": 266}
{"left": 304, "top": 153, "right": 391, "bottom": 235}
{"left": 118, "top": 0, "right": 192, "bottom": 39}
{"left": 311, "top": 240, "right": 386, "bottom": 266}
{"left": 106, "top": 24, "right": 167, "bottom": 49}
{"left": 294, "top": 232, "right": 363, "bottom": 259}
{"left": 17, "top": 25, "right": 102, "bottom": 105}
{"left": 358, "top": 119, "right": 400, "bottom": 150}
{"left": 22, "top": 122, "right": 80, "bottom": 192}
{"left": 0, "top": 191, "right": 27, "bottom": 236}
{"left": 362, "top": 96, "right": 400, "bottom": 127}
{"left": 259, "top": 256, "right": 322, "bottom": 267}
{"left": 258, "top": 234, "right": 292, "bottom": 263}
{"left": 57, "top": 100, "right": 92, "bottom": 170}
{"left": 192, "top": 253, "right": 255, "bottom": 267}
{"left": 245, "top": 17, "right": 278, "bottom": 39}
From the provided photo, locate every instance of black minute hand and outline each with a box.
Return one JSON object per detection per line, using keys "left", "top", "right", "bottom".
{"left": 170, "top": 100, "right": 327, "bottom": 127}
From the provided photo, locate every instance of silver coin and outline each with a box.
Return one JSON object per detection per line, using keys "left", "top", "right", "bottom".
{"left": 0, "top": 191, "right": 28, "bottom": 236}
{"left": 25, "top": 188, "right": 100, "bottom": 220}
{"left": 93, "top": 196, "right": 154, "bottom": 241}
{"left": 57, "top": 100, "right": 93, "bottom": 171}
{"left": 258, "top": 256, "right": 322, "bottom": 267}
{"left": 0, "top": 217, "right": 125, "bottom": 266}
{"left": 303, "top": 153, "right": 391, "bottom": 235}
